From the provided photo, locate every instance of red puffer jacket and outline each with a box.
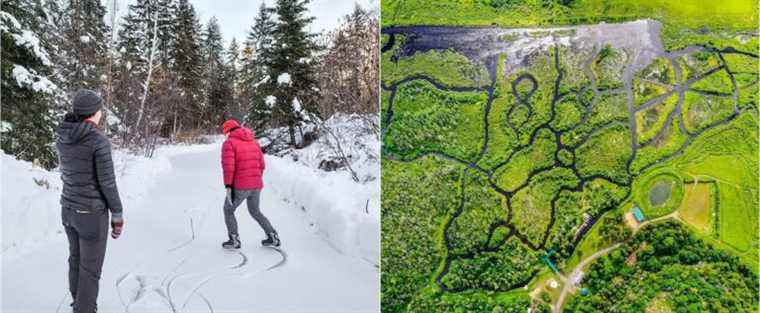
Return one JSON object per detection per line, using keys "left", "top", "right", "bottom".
{"left": 221, "top": 127, "right": 265, "bottom": 190}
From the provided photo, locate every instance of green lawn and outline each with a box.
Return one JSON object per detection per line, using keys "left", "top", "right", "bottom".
{"left": 627, "top": 112, "right": 758, "bottom": 266}
{"left": 677, "top": 182, "right": 714, "bottom": 234}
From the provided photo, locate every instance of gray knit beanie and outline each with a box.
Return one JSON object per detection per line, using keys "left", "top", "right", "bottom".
{"left": 72, "top": 89, "right": 103, "bottom": 116}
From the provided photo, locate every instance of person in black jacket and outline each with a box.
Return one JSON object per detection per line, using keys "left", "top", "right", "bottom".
{"left": 56, "top": 89, "right": 123, "bottom": 313}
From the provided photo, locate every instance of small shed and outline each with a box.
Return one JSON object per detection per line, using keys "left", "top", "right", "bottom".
{"left": 580, "top": 288, "right": 589, "bottom": 296}
{"left": 631, "top": 206, "right": 645, "bottom": 223}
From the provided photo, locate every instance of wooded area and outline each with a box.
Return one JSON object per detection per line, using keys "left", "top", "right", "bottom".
{"left": 2, "top": 0, "right": 379, "bottom": 168}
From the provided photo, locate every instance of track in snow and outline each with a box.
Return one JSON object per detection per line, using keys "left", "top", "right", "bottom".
{"left": 2, "top": 147, "right": 378, "bottom": 313}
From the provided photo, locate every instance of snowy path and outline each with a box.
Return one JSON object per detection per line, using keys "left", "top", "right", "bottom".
{"left": 2, "top": 149, "right": 378, "bottom": 313}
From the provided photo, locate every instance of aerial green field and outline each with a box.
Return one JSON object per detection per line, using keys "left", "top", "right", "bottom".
{"left": 381, "top": 1, "right": 758, "bottom": 312}
{"left": 678, "top": 182, "right": 713, "bottom": 233}
{"left": 381, "top": 0, "right": 759, "bottom": 51}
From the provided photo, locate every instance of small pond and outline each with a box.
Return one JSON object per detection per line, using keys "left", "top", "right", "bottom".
{"left": 649, "top": 181, "right": 672, "bottom": 206}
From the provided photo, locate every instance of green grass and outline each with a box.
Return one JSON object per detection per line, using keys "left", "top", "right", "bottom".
{"left": 727, "top": 52, "right": 760, "bottom": 110}
{"left": 673, "top": 113, "right": 758, "bottom": 254}
{"left": 677, "top": 51, "right": 724, "bottom": 82}
{"left": 382, "top": 80, "right": 488, "bottom": 162}
{"left": 561, "top": 92, "right": 629, "bottom": 148}
{"left": 636, "top": 94, "right": 678, "bottom": 144}
{"left": 632, "top": 170, "right": 684, "bottom": 218}
{"left": 448, "top": 171, "right": 506, "bottom": 256}
{"left": 682, "top": 91, "right": 736, "bottom": 133}
{"left": 571, "top": 111, "right": 758, "bottom": 278}
{"left": 630, "top": 116, "right": 689, "bottom": 175}
{"left": 592, "top": 46, "right": 628, "bottom": 90}
{"left": 384, "top": 0, "right": 760, "bottom": 28}
{"left": 575, "top": 124, "right": 632, "bottom": 182}
{"left": 478, "top": 54, "right": 519, "bottom": 169}
{"left": 689, "top": 69, "right": 733, "bottom": 94}
{"left": 382, "top": 0, "right": 759, "bottom": 51}
{"left": 631, "top": 111, "right": 758, "bottom": 266}
{"left": 382, "top": 47, "right": 490, "bottom": 88}
{"left": 510, "top": 50, "right": 560, "bottom": 141}
{"left": 381, "top": 157, "right": 465, "bottom": 312}
{"left": 511, "top": 168, "right": 579, "bottom": 246}
{"left": 493, "top": 129, "right": 556, "bottom": 192}
{"left": 442, "top": 237, "right": 542, "bottom": 291}
{"left": 685, "top": 156, "right": 756, "bottom": 252}
{"left": 381, "top": 6, "right": 759, "bottom": 309}
{"left": 381, "top": 89, "right": 391, "bottom": 124}
{"left": 406, "top": 287, "right": 536, "bottom": 312}
{"left": 678, "top": 182, "right": 714, "bottom": 234}
{"left": 551, "top": 98, "right": 584, "bottom": 132}
{"left": 633, "top": 57, "right": 676, "bottom": 108}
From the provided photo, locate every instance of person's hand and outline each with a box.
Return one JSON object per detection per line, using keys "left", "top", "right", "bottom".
{"left": 111, "top": 215, "right": 124, "bottom": 239}
{"left": 225, "top": 187, "right": 233, "bottom": 206}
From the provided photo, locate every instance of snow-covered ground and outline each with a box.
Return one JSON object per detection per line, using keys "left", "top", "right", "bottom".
{"left": 260, "top": 114, "right": 380, "bottom": 263}
{"left": 1, "top": 133, "right": 379, "bottom": 312}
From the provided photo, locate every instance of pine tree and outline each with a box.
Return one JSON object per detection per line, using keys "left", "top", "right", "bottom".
{"left": 113, "top": 0, "right": 178, "bottom": 142}
{"left": 37, "top": 0, "right": 68, "bottom": 112}
{"left": 1, "top": 0, "right": 59, "bottom": 168}
{"left": 120, "top": 0, "right": 176, "bottom": 67}
{"left": 57, "top": 0, "right": 109, "bottom": 93}
{"left": 112, "top": 3, "right": 148, "bottom": 139}
{"left": 271, "top": 0, "right": 319, "bottom": 146}
{"left": 226, "top": 37, "right": 243, "bottom": 120}
{"left": 200, "top": 17, "right": 229, "bottom": 128}
{"left": 241, "top": 3, "right": 276, "bottom": 131}
{"left": 171, "top": 0, "right": 204, "bottom": 131}
{"left": 155, "top": 0, "right": 177, "bottom": 66}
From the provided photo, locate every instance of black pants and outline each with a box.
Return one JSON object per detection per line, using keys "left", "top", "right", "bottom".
{"left": 62, "top": 207, "right": 108, "bottom": 313}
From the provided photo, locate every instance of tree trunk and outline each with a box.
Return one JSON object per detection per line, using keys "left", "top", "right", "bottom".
{"left": 135, "top": 11, "right": 160, "bottom": 138}
{"left": 288, "top": 124, "right": 296, "bottom": 147}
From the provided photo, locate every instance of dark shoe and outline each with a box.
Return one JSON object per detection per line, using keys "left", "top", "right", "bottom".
{"left": 261, "top": 232, "right": 280, "bottom": 247}
{"left": 222, "top": 234, "right": 241, "bottom": 249}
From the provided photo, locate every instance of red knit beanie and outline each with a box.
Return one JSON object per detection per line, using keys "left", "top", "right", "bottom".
{"left": 222, "top": 119, "right": 240, "bottom": 134}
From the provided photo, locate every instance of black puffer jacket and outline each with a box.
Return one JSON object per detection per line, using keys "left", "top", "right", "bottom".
{"left": 56, "top": 119, "right": 122, "bottom": 214}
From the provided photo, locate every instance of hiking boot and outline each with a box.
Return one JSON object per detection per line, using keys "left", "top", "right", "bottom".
{"left": 261, "top": 232, "right": 280, "bottom": 247}
{"left": 222, "top": 234, "right": 241, "bottom": 249}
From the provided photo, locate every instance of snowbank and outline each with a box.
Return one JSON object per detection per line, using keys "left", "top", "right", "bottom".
{"left": 265, "top": 113, "right": 380, "bottom": 182}
{"left": 1, "top": 153, "right": 63, "bottom": 256}
{"left": 265, "top": 156, "right": 380, "bottom": 265}
{"left": 260, "top": 114, "right": 380, "bottom": 264}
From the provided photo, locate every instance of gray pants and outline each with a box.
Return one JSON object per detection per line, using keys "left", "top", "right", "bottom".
{"left": 224, "top": 189, "right": 276, "bottom": 236}
{"left": 62, "top": 208, "right": 108, "bottom": 313}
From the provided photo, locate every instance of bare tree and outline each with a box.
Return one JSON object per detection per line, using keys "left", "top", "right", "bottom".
{"left": 316, "top": 5, "right": 379, "bottom": 118}
{"left": 104, "top": 0, "right": 118, "bottom": 136}
{"left": 134, "top": 11, "right": 159, "bottom": 134}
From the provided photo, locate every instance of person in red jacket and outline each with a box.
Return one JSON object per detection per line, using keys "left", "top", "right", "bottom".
{"left": 220, "top": 119, "right": 279, "bottom": 249}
